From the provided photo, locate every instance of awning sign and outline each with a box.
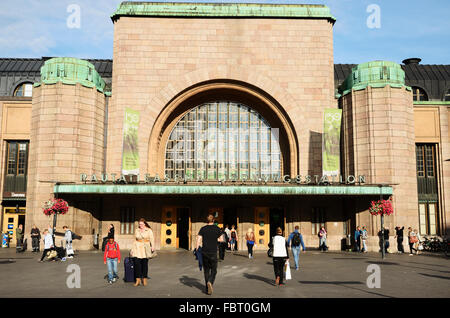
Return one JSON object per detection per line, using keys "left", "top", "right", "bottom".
{"left": 322, "top": 108, "right": 342, "bottom": 176}
{"left": 122, "top": 108, "right": 140, "bottom": 175}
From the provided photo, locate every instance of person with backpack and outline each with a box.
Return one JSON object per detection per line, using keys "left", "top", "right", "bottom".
{"left": 230, "top": 225, "right": 237, "bottom": 252}
{"left": 245, "top": 228, "right": 256, "bottom": 259}
{"left": 361, "top": 226, "right": 368, "bottom": 253}
{"left": 318, "top": 227, "right": 328, "bottom": 251}
{"left": 287, "top": 225, "right": 305, "bottom": 270}
{"left": 103, "top": 237, "right": 121, "bottom": 284}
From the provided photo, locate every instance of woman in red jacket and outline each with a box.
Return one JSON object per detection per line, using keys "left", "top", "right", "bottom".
{"left": 104, "top": 237, "right": 121, "bottom": 284}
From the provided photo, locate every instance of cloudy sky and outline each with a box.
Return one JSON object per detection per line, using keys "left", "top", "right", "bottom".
{"left": 0, "top": 0, "right": 449, "bottom": 64}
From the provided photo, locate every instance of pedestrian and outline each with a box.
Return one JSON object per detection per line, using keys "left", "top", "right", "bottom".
{"left": 383, "top": 227, "right": 390, "bottom": 253}
{"left": 103, "top": 237, "right": 121, "bottom": 284}
{"left": 39, "top": 229, "right": 54, "bottom": 262}
{"left": 218, "top": 227, "right": 228, "bottom": 261}
{"left": 414, "top": 229, "right": 422, "bottom": 255}
{"left": 272, "top": 227, "right": 289, "bottom": 286}
{"left": 63, "top": 226, "right": 74, "bottom": 258}
{"left": 224, "top": 224, "right": 231, "bottom": 251}
{"left": 196, "top": 214, "right": 224, "bottom": 295}
{"left": 407, "top": 227, "right": 417, "bottom": 255}
{"left": 318, "top": 226, "right": 328, "bottom": 251}
{"left": 130, "top": 218, "right": 155, "bottom": 287}
{"left": 16, "top": 224, "right": 24, "bottom": 249}
{"left": 102, "top": 224, "right": 115, "bottom": 251}
{"left": 354, "top": 226, "right": 362, "bottom": 252}
{"left": 230, "top": 224, "right": 237, "bottom": 252}
{"left": 245, "top": 228, "right": 256, "bottom": 259}
{"left": 395, "top": 226, "right": 405, "bottom": 253}
{"left": 287, "top": 225, "right": 305, "bottom": 270}
{"left": 361, "top": 226, "right": 368, "bottom": 253}
{"left": 30, "top": 225, "right": 41, "bottom": 252}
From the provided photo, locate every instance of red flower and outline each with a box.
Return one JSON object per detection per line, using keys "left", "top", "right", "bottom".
{"left": 369, "top": 199, "right": 393, "bottom": 216}
{"left": 42, "top": 198, "right": 69, "bottom": 215}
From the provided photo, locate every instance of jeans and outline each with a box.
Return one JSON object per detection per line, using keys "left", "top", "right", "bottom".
{"left": 247, "top": 242, "right": 254, "bottom": 257}
{"left": 291, "top": 246, "right": 300, "bottom": 269}
{"left": 32, "top": 237, "right": 40, "bottom": 251}
{"left": 362, "top": 240, "right": 367, "bottom": 252}
{"left": 202, "top": 253, "right": 218, "bottom": 286}
{"left": 319, "top": 237, "right": 327, "bottom": 251}
{"left": 106, "top": 258, "right": 118, "bottom": 281}
{"left": 355, "top": 238, "right": 361, "bottom": 252}
{"left": 134, "top": 258, "right": 149, "bottom": 279}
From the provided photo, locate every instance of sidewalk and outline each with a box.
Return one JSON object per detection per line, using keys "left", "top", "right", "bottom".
{"left": 0, "top": 248, "right": 449, "bottom": 298}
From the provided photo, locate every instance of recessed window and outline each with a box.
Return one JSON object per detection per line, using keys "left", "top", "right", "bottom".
{"left": 14, "top": 83, "right": 33, "bottom": 97}
{"left": 6, "top": 141, "right": 28, "bottom": 175}
{"left": 412, "top": 87, "right": 428, "bottom": 102}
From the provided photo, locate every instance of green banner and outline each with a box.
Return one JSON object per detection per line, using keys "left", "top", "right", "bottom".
{"left": 322, "top": 108, "right": 342, "bottom": 176}
{"left": 122, "top": 108, "right": 140, "bottom": 175}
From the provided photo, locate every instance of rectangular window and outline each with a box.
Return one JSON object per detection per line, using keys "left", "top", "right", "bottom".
{"left": 120, "top": 207, "right": 135, "bottom": 235}
{"left": 312, "top": 207, "right": 326, "bottom": 235}
{"left": 6, "top": 141, "right": 28, "bottom": 176}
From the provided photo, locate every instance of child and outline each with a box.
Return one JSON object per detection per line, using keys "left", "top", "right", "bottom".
{"left": 63, "top": 226, "right": 74, "bottom": 258}
{"left": 103, "top": 237, "right": 121, "bottom": 284}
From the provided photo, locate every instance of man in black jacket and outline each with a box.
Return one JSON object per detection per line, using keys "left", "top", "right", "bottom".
{"left": 196, "top": 214, "right": 224, "bottom": 295}
{"left": 30, "top": 225, "right": 41, "bottom": 252}
{"left": 395, "top": 226, "right": 405, "bottom": 253}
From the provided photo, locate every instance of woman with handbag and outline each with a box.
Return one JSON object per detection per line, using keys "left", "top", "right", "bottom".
{"left": 408, "top": 227, "right": 418, "bottom": 255}
{"left": 272, "top": 227, "right": 289, "bottom": 286}
{"left": 130, "top": 218, "right": 155, "bottom": 286}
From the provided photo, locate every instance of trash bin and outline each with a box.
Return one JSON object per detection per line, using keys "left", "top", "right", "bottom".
{"left": 2, "top": 233, "right": 9, "bottom": 248}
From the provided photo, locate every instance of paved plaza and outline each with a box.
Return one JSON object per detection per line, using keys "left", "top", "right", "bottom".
{"left": 0, "top": 248, "right": 449, "bottom": 298}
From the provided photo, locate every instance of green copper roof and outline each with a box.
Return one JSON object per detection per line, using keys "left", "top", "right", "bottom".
{"left": 54, "top": 184, "right": 392, "bottom": 196}
{"left": 111, "top": 2, "right": 336, "bottom": 22}
{"left": 35, "top": 57, "right": 107, "bottom": 94}
{"left": 339, "top": 61, "right": 411, "bottom": 96}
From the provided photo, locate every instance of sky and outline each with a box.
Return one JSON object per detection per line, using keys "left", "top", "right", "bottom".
{"left": 0, "top": 0, "right": 449, "bottom": 64}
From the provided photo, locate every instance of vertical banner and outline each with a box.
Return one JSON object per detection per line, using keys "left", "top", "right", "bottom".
{"left": 322, "top": 108, "right": 342, "bottom": 176}
{"left": 122, "top": 108, "right": 140, "bottom": 175}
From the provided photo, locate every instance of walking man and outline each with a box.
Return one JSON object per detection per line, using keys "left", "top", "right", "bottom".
{"left": 395, "top": 226, "right": 405, "bottom": 253}
{"left": 361, "top": 226, "right": 368, "bottom": 253}
{"left": 196, "top": 214, "right": 224, "bottom": 295}
{"left": 354, "top": 226, "right": 362, "bottom": 252}
{"left": 287, "top": 225, "right": 305, "bottom": 270}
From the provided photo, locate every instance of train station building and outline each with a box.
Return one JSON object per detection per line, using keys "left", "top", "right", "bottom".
{"left": 0, "top": 2, "right": 448, "bottom": 251}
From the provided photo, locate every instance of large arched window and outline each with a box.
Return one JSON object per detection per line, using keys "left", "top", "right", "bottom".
{"left": 165, "top": 101, "right": 281, "bottom": 181}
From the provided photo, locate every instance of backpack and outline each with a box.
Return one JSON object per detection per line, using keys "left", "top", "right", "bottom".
{"left": 292, "top": 232, "right": 301, "bottom": 247}
{"left": 231, "top": 231, "right": 236, "bottom": 239}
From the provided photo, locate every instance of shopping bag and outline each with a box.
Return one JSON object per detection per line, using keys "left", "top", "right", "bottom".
{"left": 418, "top": 244, "right": 423, "bottom": 251}
{"left": 284, "top": 260, "right": 292, "bottom": 280}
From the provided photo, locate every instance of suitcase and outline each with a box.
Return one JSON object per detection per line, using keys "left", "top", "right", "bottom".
{"left": 124, "top": 257, "right": 135, "bottom": 282}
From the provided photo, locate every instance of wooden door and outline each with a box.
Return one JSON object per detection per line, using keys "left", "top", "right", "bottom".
{"left": 161, "top": 207, "right": 177, "bottom": 248}
{"left": 254, "top": 207, "right": 270, "bottom": 250}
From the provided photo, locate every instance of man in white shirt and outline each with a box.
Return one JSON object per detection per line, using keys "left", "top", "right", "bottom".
{"left": 39, "top": 229, "right": 54, "bottom": 262}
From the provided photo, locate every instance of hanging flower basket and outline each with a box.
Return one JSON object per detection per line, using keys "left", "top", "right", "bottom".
{"left": 43, "top": 198, "right": 69, "bottom": 216}
{"left": 369, "top": 199, "right": 393, "bottom": 216}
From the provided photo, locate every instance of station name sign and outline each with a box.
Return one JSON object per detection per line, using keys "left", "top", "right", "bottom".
{"left": 80, "top": 173, "right": 366, "bottom": 185}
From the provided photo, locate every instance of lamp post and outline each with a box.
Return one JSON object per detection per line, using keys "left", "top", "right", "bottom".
{"left": 379, "top": 184, "right": 385, "bottom": 260}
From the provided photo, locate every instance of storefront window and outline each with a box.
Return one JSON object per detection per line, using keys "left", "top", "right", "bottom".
{"left": 165, "top": 101, "right": 281, "bottom": 180}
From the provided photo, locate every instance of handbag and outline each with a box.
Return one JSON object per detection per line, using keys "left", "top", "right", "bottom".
{"left": 47, "top": 250, "right": 57, "bottom": 259}
{"left": 284, "top": 260, "right": 292, "bottom": 280}
{"left": 410, "top": 236, "right": 418, "bottom": 244}
{"left": 267, "top": 247, "right": 273, "bottom": 258}
{"left": 418, "top": 244, "right": 423, "bottom": 251}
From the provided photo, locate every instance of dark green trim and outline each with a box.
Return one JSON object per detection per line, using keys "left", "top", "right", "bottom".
{"left": 54, "top": 184, "right": 393, "bottom": 196}
{"left": 111, "top": 2, "right": 336, "bottom": 22}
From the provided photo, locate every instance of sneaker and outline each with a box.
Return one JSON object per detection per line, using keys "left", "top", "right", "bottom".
{"left": 295, "top": 267, "right": 299, "bottom": 271}
{"left": 108, "top": 280, "right": 113, "bottom": 284}
{"left": 112, "top": 278, "right": 117, "bottom": 283}
{"left": 207, "top": 282, "right": 213, "bottom": 295}
{"left": 61, "top": 257, "right": 67, "bottom": 262}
